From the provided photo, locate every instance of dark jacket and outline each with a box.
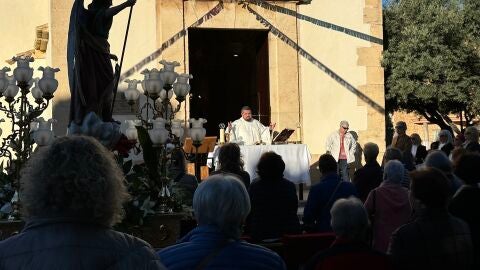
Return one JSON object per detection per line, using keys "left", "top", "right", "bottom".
{"left": 303, "top": 237, "right": 393, "bottom": 270}
{"left": 157, "top": 225, "right": 286, "bottom": 270}
{"left": 449, "top": 185, "right": 480, "bottom": 268}
{"left": 465, "top": 141, "right": 480, "bottom": 153}
{"left": 303, "top": 173, "right": 358, "bottom": 232}
{"left": 247, "top": 177, "right": 301, "bottom": 241}
{"left": 0, "top": 218, "right": 165, "bottom": 270}
{"left": 352, "top": 161, "right": 382, "bottom": 202}
{"left": 430, "top": 142, "right": 454, "bottom": 157}
{"left": 388, "top": 209, "right": 474, "bottom": 270}
{"left": 211, "top": 169, "right": 251, "bottom": 189}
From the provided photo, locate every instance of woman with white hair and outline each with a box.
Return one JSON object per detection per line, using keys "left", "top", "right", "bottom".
{"left": 158, "top": 174, "right": 286, "bottom": 270}
{"left": 431, "top": 129, "right": 454, "bottom": 156}
{"left": 0, "top": 136, "right": 165, "bottom": 270}
{"left": 304, "top": 197, "right": 392, "bottom": 270}
{"left": 365, "top": 160, "right": 412, "bottom": 252}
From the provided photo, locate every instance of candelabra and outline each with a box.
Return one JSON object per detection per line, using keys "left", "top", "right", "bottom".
{"left": 0, "top": 56, "right": 58, "bottom": 183}
{"left": 0, "top": 57, "right": 57, "bottom": 220}
{"left": 122, "top": 60, "right": 206, "bottom": 213}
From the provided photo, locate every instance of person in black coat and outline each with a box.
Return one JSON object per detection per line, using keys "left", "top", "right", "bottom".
{"left": 352, "top": 142, "right": 382, "bottom": 202}
{"left": 449, "top": 153, "right": 480, "bottom": 268}
{"left": 247, "top": 152, "right": 301, "bottom": 241}
{"left": 410, "top": 133, "right": 427, "bottom": 165}
{"left": 430, "top": 129, "right": 454, "bottom": 156}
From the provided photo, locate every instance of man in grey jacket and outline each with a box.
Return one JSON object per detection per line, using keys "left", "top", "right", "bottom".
{"left": 326, "top": 120, "right": 357, "bottom": 181}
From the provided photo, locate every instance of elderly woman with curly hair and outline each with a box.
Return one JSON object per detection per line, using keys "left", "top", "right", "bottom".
{"left": 0, "top": 136, "right": 165, "bottom": 270}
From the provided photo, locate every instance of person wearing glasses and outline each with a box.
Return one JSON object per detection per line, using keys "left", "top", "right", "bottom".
{"left": 391, "top": 121, "right": 412, "bottom": 154}
{"left": 326, "top": 120, "right": 357, "bottom": 181}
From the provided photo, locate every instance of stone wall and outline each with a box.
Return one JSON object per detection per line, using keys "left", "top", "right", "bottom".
{"left": 5, "top": 1, "right": 386, "bottom": 170}
{"left": 299, "top": 0, "right": 386, "bottom": 165}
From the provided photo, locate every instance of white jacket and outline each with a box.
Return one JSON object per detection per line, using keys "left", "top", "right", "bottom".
{"left": 325, "top": 131, "right": 356, "bottom": 163}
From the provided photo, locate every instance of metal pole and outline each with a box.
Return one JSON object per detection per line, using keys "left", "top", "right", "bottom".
{"left": 110, "top": 6, "right": 134, "bottom": 116}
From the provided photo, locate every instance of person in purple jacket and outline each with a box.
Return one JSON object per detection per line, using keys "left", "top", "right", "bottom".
{"left": 365, "top": 160, "right": 412, "bottom": 252}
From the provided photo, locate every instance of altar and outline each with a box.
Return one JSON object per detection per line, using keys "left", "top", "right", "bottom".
{"left": 209, "top": 144, "right": 311, "bottom": 185}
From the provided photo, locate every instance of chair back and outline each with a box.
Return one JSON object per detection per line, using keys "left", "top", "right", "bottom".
{"left": 282, "top": 232, "right": 336, "bottom": 270}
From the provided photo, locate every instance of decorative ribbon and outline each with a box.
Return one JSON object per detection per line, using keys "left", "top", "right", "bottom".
{"left": 242, "top": 0, "right": 383, "bottom": 45}
{"left": 119, "top": 2, "right": 224, "bottom": 81}
{"left": 243, "top": 3, "right": 385, "bottom": 113}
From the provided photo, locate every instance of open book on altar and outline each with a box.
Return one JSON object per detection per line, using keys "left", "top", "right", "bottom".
{"left": 272, "top": 128, "right": 295, "bottom": 143}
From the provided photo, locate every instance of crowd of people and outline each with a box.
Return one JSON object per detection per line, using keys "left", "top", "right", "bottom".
{"left": 0, "top": 116, "right": 479, "bottom": 269}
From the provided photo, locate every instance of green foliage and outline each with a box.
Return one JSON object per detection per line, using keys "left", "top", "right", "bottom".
{"left": 0, "top": 162, "right": 16, "bottom": 219}
{"left": 383, "top": 0, "right": 480, "bottom": 129}
{"left": 115, "top": 130, "right": 188, "bottom": 229}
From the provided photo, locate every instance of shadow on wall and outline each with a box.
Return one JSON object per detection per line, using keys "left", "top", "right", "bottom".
{"left": 52, "top": 99, "right": 70, "bottom": 137}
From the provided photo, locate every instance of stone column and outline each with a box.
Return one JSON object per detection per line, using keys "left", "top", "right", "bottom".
{"left": 50, "top": 0, "right": 74, "bottom": 135}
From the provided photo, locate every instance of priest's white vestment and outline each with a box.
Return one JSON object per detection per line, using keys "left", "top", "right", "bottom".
{"left": 227, "top": 118, "right": 271, "bottom": 145}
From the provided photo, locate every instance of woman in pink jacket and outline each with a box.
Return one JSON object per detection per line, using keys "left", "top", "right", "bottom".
{"left": 365, "top": 160, "right": 412, "bottom": 252}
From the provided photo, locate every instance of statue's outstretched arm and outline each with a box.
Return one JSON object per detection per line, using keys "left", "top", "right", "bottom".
{"left": 105, "top": 0, "right": 136, "bottom": 18}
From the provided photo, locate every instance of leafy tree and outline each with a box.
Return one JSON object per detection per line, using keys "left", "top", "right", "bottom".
{"left": 463, "top": 0, "right": 480, "bottom": 123}
{"left": 383, "top": 0, "right": 480, "bottom": 132}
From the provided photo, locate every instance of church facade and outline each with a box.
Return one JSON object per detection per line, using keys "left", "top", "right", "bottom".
{"left": 1, "top": 0, "right": 385, "bottom": 165}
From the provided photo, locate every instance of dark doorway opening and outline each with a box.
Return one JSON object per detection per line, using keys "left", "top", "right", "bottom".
{"left": 188, "top": 28, "right": 270, "bottom": 136}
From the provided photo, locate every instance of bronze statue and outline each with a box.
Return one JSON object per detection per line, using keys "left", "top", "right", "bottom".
{"left": 67, "top": 0, "right": 136, "bottom": 126}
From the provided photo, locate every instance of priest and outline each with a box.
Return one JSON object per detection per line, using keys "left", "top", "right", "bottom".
{"left": 227, "top": 106, "right": 275, "bottom": 145}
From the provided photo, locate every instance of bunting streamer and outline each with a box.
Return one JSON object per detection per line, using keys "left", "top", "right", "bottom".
{"left": 243, "top": 3, "right": 385, "bottom": 113}
{"left": 119, "top": 2, "right": 224, "bottom": 81}
{"left": 242, "top": 0, "right": 383, "bottom": 45}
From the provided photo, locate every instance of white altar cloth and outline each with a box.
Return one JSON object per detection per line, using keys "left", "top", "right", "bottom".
{"left": 209, "top": 144, "right": 311, "bottom": 185}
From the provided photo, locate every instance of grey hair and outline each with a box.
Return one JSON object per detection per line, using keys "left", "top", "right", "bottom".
{"left": 363, "top": 142, "right": 379, "bottom": 161}
{"left": 330, "top": 197, "right": 369, "bottom": 241}
{"left": 437, "top": 130, "right": 453, "bottom": 144}
{"left": 193, "top": 174, "right": 251, "bottom": 239}
{"left": 464, "top": 126, "right": 479, "bottom": 142}
{"left": 20, "top": 136, "right": 129, "bottom": 227}
{"left": 383, "top": 160, "right": 405, "bottom": 185}
{"left": 425, "top": 150, "right": 452, "bottom": 173}
{"left": 339, "top": 120, "right": 349, "bottom": 127}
